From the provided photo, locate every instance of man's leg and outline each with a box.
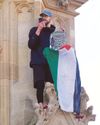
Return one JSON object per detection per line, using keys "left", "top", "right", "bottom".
{"left": 44, "top": 63, "right": 53, "bottom": 83}
{"left": 33, "top": 65, "right": 45, "bottom": 104}
{"left": 36, "top": 80, "right": 45, "bottom": 103}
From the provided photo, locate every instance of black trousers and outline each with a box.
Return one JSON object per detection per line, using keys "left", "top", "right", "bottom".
{"left": 33, "top": 63, "right": 53, "bottom": 103}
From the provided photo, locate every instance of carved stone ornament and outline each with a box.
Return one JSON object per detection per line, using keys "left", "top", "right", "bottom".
{"left": 14, "top": 0, "right": 34, "bottom": 13}
{"left": 42, "top": 0, "right": 88, "bottom": 16}
{"left": 28, "top": 82, "right": 96, "bottom": 125}
{"left": 56, "top": 0, "right": 88, "bottom": 9}
{"left": 56, "top": 0, "right": 70, "bottom": 8}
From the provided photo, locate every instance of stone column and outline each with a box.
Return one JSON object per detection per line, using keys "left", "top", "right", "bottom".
{"left": 10, "top": 1, "right": 37, "bottom": 125}
{"left": 0, "top": 0, "right": 10, "bottom": 125}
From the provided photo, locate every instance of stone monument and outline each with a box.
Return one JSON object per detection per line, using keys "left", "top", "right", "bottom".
{"left": 28, "top": 82, "right": 95, "bottom": 125}
{"left": 0, "top": 0, "right": 96, "bottom": 125}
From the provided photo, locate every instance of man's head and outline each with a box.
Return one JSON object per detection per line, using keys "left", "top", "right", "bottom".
{"left": 40, "top": 9, "right": 53, "bottom": 23}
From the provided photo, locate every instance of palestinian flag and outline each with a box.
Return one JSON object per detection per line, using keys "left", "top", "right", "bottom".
{"left": 43, "top": 44, "right": 81, "bottom": 113}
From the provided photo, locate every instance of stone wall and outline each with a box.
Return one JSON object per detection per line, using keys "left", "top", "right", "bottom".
{"left": 0, "top": 0, "right": 89, "bottom": 125}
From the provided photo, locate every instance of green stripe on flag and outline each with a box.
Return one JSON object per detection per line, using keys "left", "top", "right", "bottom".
{"left": 43, "top": 48, "right": 59, "bottom": 94}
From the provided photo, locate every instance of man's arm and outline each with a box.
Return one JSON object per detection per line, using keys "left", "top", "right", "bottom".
{"left": 28, "top": 21, "right": 47, "bottom": 50}
{"left": 49, "top": 24, "right": 56, "bottom": 33}
{"left": 28, "top": 27, "right": 40, "bottom": 50}
{"left": 47, "top": 19, "right": 56, "bottom": 33}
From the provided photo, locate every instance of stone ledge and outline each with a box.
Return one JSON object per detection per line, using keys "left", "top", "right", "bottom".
{"left": 42, "top": 0, "right": 79, "bottom": 16}
{"left": 42, "top": 0, "right": 88, "bottom": 17}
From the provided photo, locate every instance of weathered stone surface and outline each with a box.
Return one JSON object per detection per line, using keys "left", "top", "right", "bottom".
{"left": 28, "top": 82, "right": 95, "bottom": 125}
{"left": 0, "top": 0, "right": 96, "bottom": 125}
{"left": 42, "top": 0, "right": 88, "bottom": 16}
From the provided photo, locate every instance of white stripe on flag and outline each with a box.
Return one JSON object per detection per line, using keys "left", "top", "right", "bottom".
{"left": 57, "top": 48, "right": 76, "bottom": 112}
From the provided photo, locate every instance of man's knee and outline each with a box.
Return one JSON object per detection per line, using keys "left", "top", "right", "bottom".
{"left": 36, "top": 80, "right": 45, "bottom": 90}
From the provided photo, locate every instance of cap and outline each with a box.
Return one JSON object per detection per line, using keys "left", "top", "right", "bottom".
{"left": 40, "top": 9, "right": 53, "bottom": 17}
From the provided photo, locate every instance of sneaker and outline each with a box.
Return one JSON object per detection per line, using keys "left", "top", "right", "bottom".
{"left": 43, "top": 103, "right": 48, "bottom": 109}
{"left": 74, "top": 113, "right": 84, "bottom": 120}
{"left": 34, "top": 103, "right": 43, "bottom": 109}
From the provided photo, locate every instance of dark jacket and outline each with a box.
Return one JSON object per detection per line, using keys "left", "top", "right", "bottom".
{"left": 28, "top": 25, "right": 55, "bottom": 67}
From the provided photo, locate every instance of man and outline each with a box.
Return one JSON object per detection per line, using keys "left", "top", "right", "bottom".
{"left": 28, "top": 9, "right": 55, "bottom": 108}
